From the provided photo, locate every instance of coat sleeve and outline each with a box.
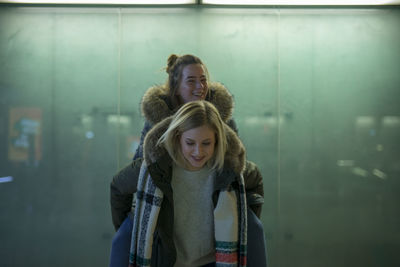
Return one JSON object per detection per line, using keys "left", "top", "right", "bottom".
{"left": 133, "top": 121, "right": 152, "bottom": 160}
{"left": 227, "top": 118, "right": 239, "bottom": 134}
{"left": 243, "top": 160, "right": 264, "bottom": 218}
{"left": 110, "top": 158, "right": 143, "bottom": 230}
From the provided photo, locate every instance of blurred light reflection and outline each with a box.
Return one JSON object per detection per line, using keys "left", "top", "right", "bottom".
{"left": 382, "top": 116, "right": 400, "bottom": 127}
{"left": 372, "top": 168, "right": 387, "bottom": 180}
{"left": 0, "top": 176, "right": 14, "bottom": 183}
{"left": 337, "top": 160, "right": 355, "bottom": 167}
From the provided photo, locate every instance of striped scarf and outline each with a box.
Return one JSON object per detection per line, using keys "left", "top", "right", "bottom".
{"left": 129, "top": 163, "right": 247, "bottom": 267}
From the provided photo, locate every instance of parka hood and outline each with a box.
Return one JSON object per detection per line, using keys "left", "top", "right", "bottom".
{"left": 143, "top": 117, "right": 246, "bottom": 175}
{"left": 141, "top": 82, "right": 234, "bottom": 126}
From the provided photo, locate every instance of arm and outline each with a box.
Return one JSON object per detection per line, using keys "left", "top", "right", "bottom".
{"left": 227, "top": 118, "right": 239, "bottom": 135}
{"left": 243, "top": 160, "right": 264, "bottom": 218}
{"left": 227, "top": 118, "right": 264, "bottom": 217}
{"left": 109, "top": 121, "right": 151, "bottom": 230}
{"left": 133, "top": 121, "right": 152, "bottom": 160}
{"left": 110, "top": 158, "right": 143, "bottom": 230}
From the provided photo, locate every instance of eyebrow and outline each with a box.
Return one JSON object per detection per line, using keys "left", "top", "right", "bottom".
{"left": 185, "top": 137, "right": 212, "bottom": 142}
{"left": 185, "top": 75, "right": 206, "bottom": 80}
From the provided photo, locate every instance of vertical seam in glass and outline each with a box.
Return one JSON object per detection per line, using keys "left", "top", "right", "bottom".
{"left": 51, "top": 12, "right": 57, "bottom": 181}
{"left": 276, "top": 6, "right": 281, "bottom": 218}
{"left": 117, "top": 8, "right": 121, "bottom": 170}
{"left": 276, "top": 8, "right": 281, "bottom": 265}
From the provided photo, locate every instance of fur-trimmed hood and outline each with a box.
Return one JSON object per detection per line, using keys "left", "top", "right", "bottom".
{"left": 143, "top": 117, "right": 246, "bottom": 175}
{"left": 141, "top": 82, "right": 234, "bottom": 126}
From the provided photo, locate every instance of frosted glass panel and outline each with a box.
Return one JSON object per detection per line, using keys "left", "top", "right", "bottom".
{"left": 0, "top": 6, "right": 399, "bottom": 267}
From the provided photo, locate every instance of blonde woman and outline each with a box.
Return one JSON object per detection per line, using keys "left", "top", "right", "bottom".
{"left": 129, "top": 100, "right": 247, "bottom": 266}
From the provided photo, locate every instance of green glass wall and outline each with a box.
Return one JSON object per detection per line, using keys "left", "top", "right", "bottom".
{"left": 0, "top": 5, "right": 399, "bottom": 267}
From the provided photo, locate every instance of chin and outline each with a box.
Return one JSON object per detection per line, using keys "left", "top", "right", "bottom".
{"left": 190, "top": 162, "right": 205, "bottom": 170}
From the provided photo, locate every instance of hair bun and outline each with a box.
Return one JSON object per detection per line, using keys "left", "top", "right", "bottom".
{"left": 166, "top": 54, "right": 179, "bottom": 74}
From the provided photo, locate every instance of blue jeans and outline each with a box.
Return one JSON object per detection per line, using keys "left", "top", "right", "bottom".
{"left": 109, "top": 215, "right": 133, "bottom": 267}
{"left": 247, "top": 209, "right": 268, "bottom": 267}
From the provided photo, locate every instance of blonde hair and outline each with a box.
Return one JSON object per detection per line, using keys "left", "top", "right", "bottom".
{"left": 157, "top": 100, "right": 226, "bottom": 171}
{"left": 165, "top": 54, "right": 210, "bottom": 108}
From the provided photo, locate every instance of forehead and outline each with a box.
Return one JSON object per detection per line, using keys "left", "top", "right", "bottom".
{"left": 181, "top": 125, "right": 215, "bottom": 140}
{"left": 181, "top": 64, "right": 206, "bottom": 78}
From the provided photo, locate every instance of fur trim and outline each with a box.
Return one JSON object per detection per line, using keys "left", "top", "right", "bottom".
{"left": 207, "top": 82, "right": 234, "bottom": 124}
{"left": 140, "top": 85, "right": 175, "bottom": 126}
{"left": 143, "top": 117, "right": 245, "bottom": 175}
{"left": 143, "top": 118, "right": 171, "bottom": 167}
{"left": 141, "top": 82, "right": 234, "bottom": 125}
{"left": 223, "top": 125, "right": 246, "bottom": 175}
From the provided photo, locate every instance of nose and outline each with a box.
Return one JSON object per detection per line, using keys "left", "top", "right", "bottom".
{"left": 193, "top": 144, "right": 202, "bottom": 155}
{"left": 196, "top": 80, "right": 204, "bottom": 89}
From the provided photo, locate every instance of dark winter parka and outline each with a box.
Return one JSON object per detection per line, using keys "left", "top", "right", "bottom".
{"left": 110, "top": 82, "right": 264, "bottom": 230}
{"left": 136, "top": 115, "right": 246, "bottom": 266}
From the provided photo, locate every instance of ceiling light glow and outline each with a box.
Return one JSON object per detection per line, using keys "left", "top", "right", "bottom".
{"left": 2, "top": 0, "right": 399, "bottom": 4}
{"left": 0, "top": 0, "right": 196, "bottom": 4}
{"left": 202, "top": 0, "right": 400, "bottom": 5}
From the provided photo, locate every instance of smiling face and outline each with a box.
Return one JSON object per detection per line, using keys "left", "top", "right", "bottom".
{"left": 179, "top": 124, "right": 215, "bottom": 171}
{"left": 176, "top": 64, "right": 209, "bottom": 104}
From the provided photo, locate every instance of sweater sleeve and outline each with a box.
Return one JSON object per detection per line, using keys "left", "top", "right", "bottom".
{"left": 110, "top": 158, "right": 143, "bottom": 230}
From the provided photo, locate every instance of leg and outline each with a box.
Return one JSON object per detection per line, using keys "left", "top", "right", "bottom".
{"left": 247, "top": 209, "right": 268, "bottom": 267}
{"left": 109, "top": 215, "right": 133, "bottom": 267}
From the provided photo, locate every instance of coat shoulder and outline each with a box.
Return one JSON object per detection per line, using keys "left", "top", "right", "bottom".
{"left": 209, "top": 82, "right": 234, "bottom": 123}
{"left": 141, "top": 85, "right": 174, "bottom": 125}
